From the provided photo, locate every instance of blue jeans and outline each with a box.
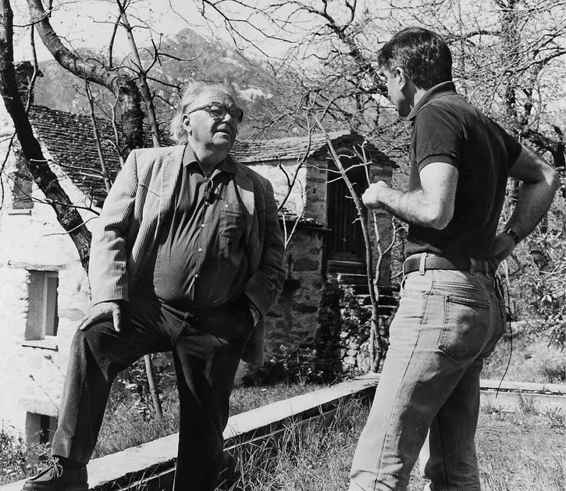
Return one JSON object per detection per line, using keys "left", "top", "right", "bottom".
{"left": 349, "top": 269, "right": 505, "bottom": 491}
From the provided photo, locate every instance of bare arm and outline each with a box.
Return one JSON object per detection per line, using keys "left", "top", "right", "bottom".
{"left": 492, "top": 146, "right": 560, "bottom": 262}
{"left": 505, "top": 146, "right": 559, "bottom": 239}
{"left": 362, "top": 162, "right": 458, "bottom": 230}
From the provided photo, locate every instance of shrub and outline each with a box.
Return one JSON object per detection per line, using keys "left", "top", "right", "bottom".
{"left": 0, "top": 428, "right": 48, "bottom": 485}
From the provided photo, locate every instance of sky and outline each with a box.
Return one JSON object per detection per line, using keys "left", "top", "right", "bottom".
{"left": 9, "top": 0, "right": 565, "bottom": 127}
{"left": 12, "top": 0, "right": 304, "bottom": 63}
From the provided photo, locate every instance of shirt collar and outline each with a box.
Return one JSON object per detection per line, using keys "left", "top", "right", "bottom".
{"left": 182, "top": 143, "right": 237, "bottom": 176}
{"left": 406, "top": 81, "right": 457, "bottom": 121}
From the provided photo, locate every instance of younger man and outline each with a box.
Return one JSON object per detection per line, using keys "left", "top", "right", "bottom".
{"left": 349, "top": 27, "right": 559, "bottom": 490}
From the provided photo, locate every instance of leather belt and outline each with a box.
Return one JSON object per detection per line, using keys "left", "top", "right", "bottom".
{"left": 403, "top": 253, "right": 491, "bottom": 275}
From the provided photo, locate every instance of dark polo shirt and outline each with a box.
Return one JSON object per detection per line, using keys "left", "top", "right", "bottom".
{"left": 141, "top": 144, "right": 249, "bottom": 312}
{"left": 405, "top": 81, "right": 522, "bottom": 260}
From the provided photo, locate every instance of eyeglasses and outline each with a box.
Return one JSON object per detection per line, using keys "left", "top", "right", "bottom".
{"left": 186, "top": 103, "right": 244, "bottom": 123}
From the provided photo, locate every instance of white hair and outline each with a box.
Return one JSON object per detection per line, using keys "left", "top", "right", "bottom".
{"left": 169, "top": 81, "right": 238, "bottom": 144}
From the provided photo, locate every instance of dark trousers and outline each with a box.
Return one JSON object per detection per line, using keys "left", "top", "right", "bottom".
{"left": 51, "top": 296, "right": 252, "bottom": 491}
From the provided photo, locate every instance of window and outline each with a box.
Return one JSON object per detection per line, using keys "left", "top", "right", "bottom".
{"left": 25, "top": 270, "right": 59, "bottom": 341}
{"left": 25, "top": 412, "right": 57, "bottom": 444}
{"left": 8, "top": 149, "right": 33, "bottom": 213}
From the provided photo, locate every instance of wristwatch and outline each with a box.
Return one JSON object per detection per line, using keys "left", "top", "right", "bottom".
{"left": 503, "top": 225, "right": 520, "bottom": 245}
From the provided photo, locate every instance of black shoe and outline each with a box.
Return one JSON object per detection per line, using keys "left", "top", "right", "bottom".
{"left": 22, "top": 457, "right": 88, "bottom": 491}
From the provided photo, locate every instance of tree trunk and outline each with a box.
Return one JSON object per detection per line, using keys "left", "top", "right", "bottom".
{"left": 499, "top": 0, "right": 520, "bottom": 127}
{"left": 26, "top": 0, "right": 144, "bottom": 156}
{"left": 117, "top": 2, "right": 161, "bottom": 148}
{"left": 0, "top": 0, "right": 91, "bottom": 269}
{"left": 144, "top": 354, "right": 163, "bottom": 419}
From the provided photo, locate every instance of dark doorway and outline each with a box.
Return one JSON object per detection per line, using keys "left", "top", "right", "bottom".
{"left": 326, "top": 158, "right": 366, "bottom": 262}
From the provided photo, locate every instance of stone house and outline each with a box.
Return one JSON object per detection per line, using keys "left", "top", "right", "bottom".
{"left": 0, "top": 103, "right": 396, "bottom": 443}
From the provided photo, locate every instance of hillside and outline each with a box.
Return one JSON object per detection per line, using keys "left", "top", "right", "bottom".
{"left": 32, "top": 27, "right": 303, "bottom": 139}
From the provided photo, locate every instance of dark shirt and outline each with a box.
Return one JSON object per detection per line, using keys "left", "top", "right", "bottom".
{"left": 406, "top": 81, "right": 522, "bottom": 260}
{"left": 141, "top": 145, "right": 249, "bottom": 311}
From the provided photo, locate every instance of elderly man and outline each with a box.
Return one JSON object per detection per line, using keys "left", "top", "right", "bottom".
{"left": 24, "top": 82, "right": 285, "bottom": 491}
{"left": 349, "top": 28, "right": 559, "bottom": 490}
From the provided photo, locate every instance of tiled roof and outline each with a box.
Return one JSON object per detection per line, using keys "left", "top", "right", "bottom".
{"left": 231, "top": 130, "right": 357, "bottom": 163}
{"left": 29, "top": 105, "right": 122, "bottom": 203}
{"left": 27, "top": 105, "right": 392, "bottom": 203}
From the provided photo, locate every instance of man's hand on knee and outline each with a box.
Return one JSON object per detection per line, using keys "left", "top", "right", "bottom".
{"left": 78, "top": 301, "right": 123, "bottom": 332}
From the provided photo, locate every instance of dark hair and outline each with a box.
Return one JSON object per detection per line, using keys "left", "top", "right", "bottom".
{"left": 378, "top": 27, "right": 452, "bottom": 89}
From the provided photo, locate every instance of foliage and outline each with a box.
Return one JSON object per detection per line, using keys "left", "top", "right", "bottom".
{"left": 242, "top": 343, "right": 323, "bottom": 386}
{"left": 313, "top": 278, "right": 344, "bottom": 383}
{"left": 500, "top": 190, "right": 566, "bottom": 350}
{"left": 0, "top": 428, "right": 48, "bottom": 485}
{"left": 243, "top": 280, "right": 344, "bottom": 386}
{"left": 482, "top": 320, "right": 566, "bottom": 384}
{"left": 105, "top": 354, "right": 176, "bottom": 423}
{"left": 339, "top": 285, "right": 372, "bottom": 376}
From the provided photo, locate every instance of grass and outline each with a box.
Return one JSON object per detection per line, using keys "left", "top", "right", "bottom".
{"left": 226, "top": 397, "right": 566, "bottom": 490}
{"left": 482, "top": 327, "right": 566, "bottom": 384}
{"left": 94, "top": 379, "right": 323, "bottom": 457}
{"left": 0, "top": 380, "right": 321, "bottom": 484}
{"left": 3, "top": 379, "right": 565, "bottom": 490}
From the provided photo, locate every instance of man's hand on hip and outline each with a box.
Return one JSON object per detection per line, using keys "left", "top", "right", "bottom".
{"left": 78, "top": 301, "right": 123, "bottom": 332}
{"left": 491, "top": 232, "right": 516, "bottom": 265}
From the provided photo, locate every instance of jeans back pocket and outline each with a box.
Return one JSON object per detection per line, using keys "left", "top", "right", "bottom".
{"left": 438, "top": 295, "right": 490, "bottom": 363}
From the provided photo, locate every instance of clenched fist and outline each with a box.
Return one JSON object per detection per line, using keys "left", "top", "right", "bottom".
{"left": 361, "top": 180, "right": 389, "bottom": 209}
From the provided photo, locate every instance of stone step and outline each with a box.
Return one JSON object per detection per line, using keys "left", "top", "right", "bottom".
{"left": 336, "top": 272, "right": 368, "bottom": 285}
{"left": 327, "top": 259, "right": 366, "bottom": 275}
{"left": 342, "top": 283, "right": 400, "bottom": 296}
{"left": 355, "top": 294, "right": 398, "bottom": 307}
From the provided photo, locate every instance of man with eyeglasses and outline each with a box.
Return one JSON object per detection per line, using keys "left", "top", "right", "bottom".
{"left": 23, "top": 82, "right": 285, "bottom": 491}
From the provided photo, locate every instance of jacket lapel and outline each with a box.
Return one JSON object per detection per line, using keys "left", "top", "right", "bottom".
{"left": 159, "top": 145, "right": 184, "bottom": 216}
{"left": 153, "top": 145, "right": 184, "bottom": 242}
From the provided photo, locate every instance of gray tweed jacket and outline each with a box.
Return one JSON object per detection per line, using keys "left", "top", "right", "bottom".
{"left": 88, "top": 145, "right": 285, "bottom": 365}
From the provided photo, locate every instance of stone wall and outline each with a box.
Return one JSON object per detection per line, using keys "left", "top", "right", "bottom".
{"left": 248, "top": 151, "right": 398, "bottom": 381}
{"left": 305, "top": 157, "right": 328, "bottom": 225}
{"left": 0, "top": 146, "right": 95, "bottom": 439}
{"left": 262, "top": 227, "right": 325, "bottom": 363}
{"left": 250, "top": 160, "right": 307, "bottom": 217}
{"left": 243, "top": 157, "right": 330, "bottom": 380}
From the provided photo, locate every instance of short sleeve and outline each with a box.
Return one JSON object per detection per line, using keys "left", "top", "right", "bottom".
{"left": 413, "top": 103, "right": 463, "bottom": 172}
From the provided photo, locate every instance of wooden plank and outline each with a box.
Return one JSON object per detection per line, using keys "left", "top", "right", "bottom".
{"left": 223, "top": 374, "right": 379, "bottom": 440}
{"left": 481, "top": 390, "right": 566, "bottom": 413}
{"left": 480, "top": 378, "right": 566, "bottom": 395}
